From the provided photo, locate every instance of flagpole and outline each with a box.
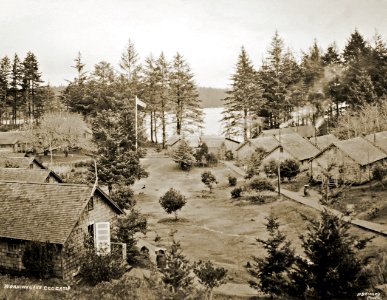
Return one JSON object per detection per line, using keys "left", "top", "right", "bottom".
{"left": 135, "top": 96, "right": 138, "bottom": 151}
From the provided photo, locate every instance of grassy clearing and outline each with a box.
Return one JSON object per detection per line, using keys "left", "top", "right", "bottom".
{"left": 326, "top": 183, "right": 387, "bottom": 225}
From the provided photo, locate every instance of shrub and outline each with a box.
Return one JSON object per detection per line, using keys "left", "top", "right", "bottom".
{"left": 263, "top": 159, "right": 278, "bottom": 177}
{"left": 373, "top": 164, "right": 387, "bottom": 184}
{"left": 201, "top": 171, "right": 217, "bottom": 192}
{"left": 280, "top": 159, "right": 300, "bottom": 181}
{"left": 231, "top": 187, "right": 243, "bottom": 198}
{"left": 206, "top": 153, "right": 218, "bottom": 166}
{"left": 80, "top": 247, "right": 126, "bottom": 286}
{"left": 74, "top": 160, "right": 92, "bottom": 168}
{"left": 193, "top": 260, "right": 228, "bottom": 299}
{"left": 159, "top": 188, "right": 187, "bottom": 220}
{"left": 249, "top": 177, "right": 275, "bottom": 193}
{"left": 228, "top": 176, "right": 237, "bottom": 187}
{"left": 225, "top": 150, "right": 234, "bottom": 161}
{"left": 22, "top": 241, "right": 59, "bottom": 279}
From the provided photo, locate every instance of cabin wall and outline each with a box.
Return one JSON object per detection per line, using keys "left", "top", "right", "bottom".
{"left": 61, "top": 193, "right": 119, "bottom": 280}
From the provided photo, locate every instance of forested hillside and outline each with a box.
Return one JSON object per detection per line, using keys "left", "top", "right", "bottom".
{"left": 198, "top": 87, "right": 227, "bottom": 108}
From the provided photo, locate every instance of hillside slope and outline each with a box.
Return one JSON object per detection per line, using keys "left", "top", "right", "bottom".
{"left": 198, "top": 87, "right": 227, "bottom": 108}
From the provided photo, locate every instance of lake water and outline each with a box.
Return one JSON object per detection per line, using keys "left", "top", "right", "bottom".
{"left": 144, "top": 107, "right": 225, "bottom": 140}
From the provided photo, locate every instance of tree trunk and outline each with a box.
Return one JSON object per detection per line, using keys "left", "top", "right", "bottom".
{"left": 150, "top": 111, "right": 154, "bottom": 143}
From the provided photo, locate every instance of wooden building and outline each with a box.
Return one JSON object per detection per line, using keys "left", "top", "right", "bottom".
{"left": 311, "top": 137, "right": 387, "bottom": 184}
{"left": 0, "top": 182, "right": 123, "bottom": 280}
{"left": 200, "top": 135, "right": 240, "bottom": 159}
{"left": 166, "top": 134, "right": 200, "bottom": 155}
{"left": 236, "top": 136, "right": 280, "bottom": 161}
{"left": 365, "top": 131, "right": 387, "bottom": 153}
{"left": 0, "top": 157, "right": 45, "bottom": 169}
{"left": 0, "top": 131, "right": 27, "bottom": 153}
{"left": 0, "top": 168, "right": 62, "bottom": 183}
{"left": 261, "top": 134, "right": 320, "bottom": 170}
{"left": 308, "top": 134, "right": 339, "bottom": 150}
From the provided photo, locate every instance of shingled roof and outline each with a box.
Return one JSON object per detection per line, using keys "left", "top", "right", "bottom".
{"left": 0, "top": 182, "right": 123, "bottom": 244}
{"left": 309, "top": 134, "right": 339, "bottom": 150}
{"left": 278, "top": 134, "right": 320, "bottom": 161}
{"left": 0, "top": 157, "right": 45, "bottom": 169}
{"left": 237, "top": 136, "right": 280, "bottom": 153}
{"left": 0, "top": 131, "right": 25, "bottom": 145}
{"left": 365, "top": 131, "right": 387, "bottom": 153}
{"left": 200, "top": 135, "right": 239, "bottom": 148}
{"left": 333, "top": 137, "right": 387, "bottom": 166}
{"left": 0, "top": 168, "right": 62, "bottom": 183}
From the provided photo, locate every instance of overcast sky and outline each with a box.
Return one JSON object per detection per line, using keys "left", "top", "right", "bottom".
{"left": 1, "top": 0, "right": 387, "bottom": 88}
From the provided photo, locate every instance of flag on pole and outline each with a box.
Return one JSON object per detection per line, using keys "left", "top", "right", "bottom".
{"left": 135, "top": 96, "right": 147, "bottom": 108}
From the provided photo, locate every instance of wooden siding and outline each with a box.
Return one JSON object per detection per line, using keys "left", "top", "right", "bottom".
{"left": 61, "top": 192, "right": 118, "bottom": 280}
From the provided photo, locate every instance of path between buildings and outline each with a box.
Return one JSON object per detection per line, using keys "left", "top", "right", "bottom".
{"left": 223, "top": 161, "right": 387, "bottom": 237}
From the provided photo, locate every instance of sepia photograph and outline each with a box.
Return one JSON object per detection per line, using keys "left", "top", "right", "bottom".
{"left": 0, "top": 0, "right": 386, "bottom": 299}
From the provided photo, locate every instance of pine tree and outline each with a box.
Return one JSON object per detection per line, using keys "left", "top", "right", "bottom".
{"left": 369, "top": 33, "right": 387, "bottom": 97}
{"left": 301, "top": 40, "right": 324, "bottom": 87}
{"left": 172, "top": 140, "right": 195, "bottom": 171}
{"left": 222, "top": 46, "right": 262, "bottom": 141}
{"left": 161, "top": 240, "right": 193, "bottom": 295}
{"left": 142, "top": 54, "right": 159, "bottom": 143}
{"left": 290, "top": 209, "right": 372, "bottom": 299}
{"left": 91, "top": 108, "right": 148, "bottom": 191}
{"left": 248, "top": 215, "right": 295, "bottom": 298}
{"left": 259, "top": 32, "right": 288, "bottom": 128}
{"left": 345, "top": 65, "right": 377, "bottom": 109}
{"left": 9, "top": 54, "right": 23, "bottom": 126}
{"left": 62, "top": 52, "right": 91, "bottom": 116}
{"left": 322, "top": 42, "right": 342, "bottom": 66}
{"left": 170, "top": 53, "right": 203, "bottom": 135}
{"left": 22, "top": 52, "right": 44, "bottom": 123}
{"left": 155, "top": 53, "right": 170, "bottom": 148}
{"left": 343, "top": 29, "right": 370, "bottom": 64}
{"left": 0, "top": 56, "right": 11, "bottom": 124}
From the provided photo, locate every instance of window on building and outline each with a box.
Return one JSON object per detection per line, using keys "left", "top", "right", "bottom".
{"left": 29, "top": 163, "right": 33, "bottom": 169}
{"left": 7, "top": 243, "right": 19, "bottom": 252}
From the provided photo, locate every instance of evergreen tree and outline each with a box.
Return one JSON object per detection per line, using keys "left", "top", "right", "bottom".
{"left": 290, "top": 209, "right": 372, "bottom": 299}
{"left": 91, "top": 108, "right": 148, "bottom": 191}
{"left": 159, "top": 188, "right": 187, "bottom": 220}
{"left": 345, "top": 65, "right": 377, "bottom": 109}
{"left": 142, "top": 54, "right": 159, "bottom": 143}
{"left": 22, "top": 52, "right": 44, "bottom": 122}
{"left": 248, "top": 215, "right": 295, "bottom": 298}
{"left": 62, "top": 52, "right": 91, "bottom": 116}
{"left": 343, "top": 29, "right": 370, "bottom": 64}
{"left": 155, "top": 53, "right": 170, "bottom": 148}
{"left": 259, "top": 32, "right": 288, "bottom": 128}
{"left": 172, "top": 140, "right": 195, "bottom": 171}
{"left": 9, "top": 54, "right": 23, "bottom": 125}
{"left": 161, "top": 240, "right": 193, "bottom": 295}
{"left": 222, "top": 46, "right": 262, "bottom": 141}
{"left": 369, "top": 33, "right": 387, "bottom": 97}
{"left": 0, "top": 56, "right": 11, "bottom": 124}
{"left": 170, "top": 53, "right": 203, "bottom": 135}
{"left": 301, "top": 40, "right": 324, "bottom": 87}
{"left": 322, "top": 42, "right": 342, "bottom": 66}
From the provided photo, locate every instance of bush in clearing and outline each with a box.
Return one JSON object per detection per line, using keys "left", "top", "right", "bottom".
{"left": 249, "top": 177, "right": 275, "bottom": 193}
{"left": 281, "top": 159, "right": 300, "bottom": 181}
{"left": 231, "top": 187, "right": 243, "bottom": 198}
{"left": 228, "top": 176, "right": 237, "bottom": 186}
{"left": 159, "top": 188, "right": 187, "bottom": 220}
{"left": 225, "top": 150, "right": 234, "bottom": 161}
{"left": 201, "top": 171, "right": 217, "bottom": 192}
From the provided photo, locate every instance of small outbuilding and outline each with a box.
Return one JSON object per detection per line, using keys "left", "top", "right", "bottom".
{"left": 166, "top": 134, "right": 200, "bottom": 156}
{"left": 0, "top": 131, "right": 27, "bottom": 153}
{"left": 311, "top": 137, "right": 387, "bottom": 184}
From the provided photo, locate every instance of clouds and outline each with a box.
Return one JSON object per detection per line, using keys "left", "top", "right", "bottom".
{"left": 1, "top": 0, "right": 386, "bottom": 87}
